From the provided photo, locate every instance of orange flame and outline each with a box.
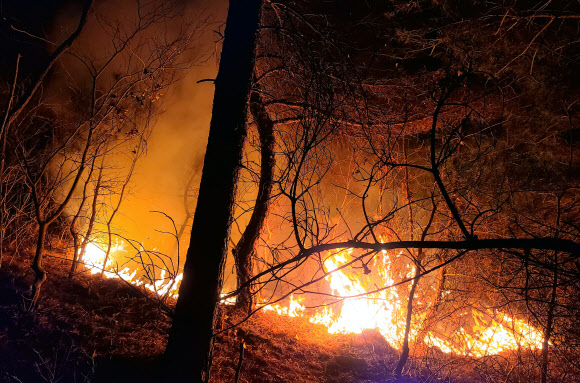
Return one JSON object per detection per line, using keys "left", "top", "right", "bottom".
{"left": 80, "top": 238, "right": 544, "bottom": 356}
{"left": 79, "top": 239, "right": 182, "bottom": 299}
{"left": 261, "top": 247, "right": 545, "bottom": 356}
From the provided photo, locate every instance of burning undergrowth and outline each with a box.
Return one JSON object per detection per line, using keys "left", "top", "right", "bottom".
{"left": 1, "top": 247, "right": 548, "bottom": 383}
{"left": 76, "top": 233, "right": 546, "bottom": 364}
{"left": 257, "top": 247, "right": 545, "bottom": 359}
{"left": 65, "top": 232, "right": 550, "bottom": 373}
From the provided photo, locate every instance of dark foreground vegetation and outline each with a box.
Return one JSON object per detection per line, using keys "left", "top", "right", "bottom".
{"left": 1, "top": 251, "right": 397, "bottom": 383}
{"left": 1, "top": 250, "right": 559, "bottom": 383}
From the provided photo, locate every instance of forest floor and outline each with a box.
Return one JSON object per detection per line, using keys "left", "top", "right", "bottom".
{"left": 0, "top": 249, "right": 492, "bottom": 383}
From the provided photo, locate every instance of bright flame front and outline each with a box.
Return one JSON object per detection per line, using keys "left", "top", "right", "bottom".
{"left": 79, "top": 239, "right": 182, "bottom": 299}
{"left": 262, "top": 248, "right": 545, "bottom": 357}
{"left": 80, "top": 238, "right": 545, "bottom": 358}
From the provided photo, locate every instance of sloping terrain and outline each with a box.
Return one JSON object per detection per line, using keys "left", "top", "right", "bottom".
{"left": 0, "top": 251, "right": 504, "bottom": 383}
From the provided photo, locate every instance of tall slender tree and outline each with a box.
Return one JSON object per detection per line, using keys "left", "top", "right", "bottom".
{"left": 232, "top": 90, "right": 276, "bottom": 313}
{"left": 163, "top": 1, "right": 263, "bottom": 382}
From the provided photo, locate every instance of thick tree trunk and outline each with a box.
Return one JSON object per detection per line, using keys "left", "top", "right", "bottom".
{"left": 164, "top": 1, "right": 263, "bottom": 382}
{"left": 233, "top": 90, "right": 275, "bottom": 312}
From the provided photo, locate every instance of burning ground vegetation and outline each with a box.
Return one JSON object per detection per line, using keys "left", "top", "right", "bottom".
{"left": 1, "top": 244, "right": 574, "bottom": 383}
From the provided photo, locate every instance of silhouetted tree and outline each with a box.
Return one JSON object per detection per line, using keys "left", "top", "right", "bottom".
{"left": 163, "top": 1, "right": 263, "bottom": 382}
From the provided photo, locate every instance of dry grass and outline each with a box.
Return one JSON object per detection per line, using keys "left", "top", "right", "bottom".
{"left": 211, "top": 308, "right": 401, "bottom": 383}
{"left": 0, "top": 251, "right": 170, "bottom": 383}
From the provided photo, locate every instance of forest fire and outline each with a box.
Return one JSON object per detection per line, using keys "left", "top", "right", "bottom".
{"left": 79, "top": 236, "right": 545, "bottom": 359}
{"left": 262, "top": 248, "right": 545, "bottom": 358}
{"left": 79, "top": 239, "right": 182, "bottom": 299}
{"left": 423, "top": 311, "right": 545, "bottom": 357}
{"left": 2, "top": 0, "right": 578, "bottom": 380}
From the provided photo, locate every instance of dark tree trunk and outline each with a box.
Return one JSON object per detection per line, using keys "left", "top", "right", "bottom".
{"left": 70, "top": 161, "right": 102, "bottom": 278}
{"left": 541, "top": 252, "right": 558, "bottom": 383}
{"left": 394, "top": 262, "right": 419, "bottom": 379}
{"left": 31, "top": 222, "right": 47, "bottom": 304}
{"left": 233, "top": 90, "right": 275, "bottom": 313}
{"left": 163, "top": 1, "right": 263, "bottom": 382}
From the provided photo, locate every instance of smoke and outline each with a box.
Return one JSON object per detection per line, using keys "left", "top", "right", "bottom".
{"left": 44, "top": 0, "right": 229, "bottom": 277}
{"left": 44, "top": 0, "right": 390, "bottom": 292}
